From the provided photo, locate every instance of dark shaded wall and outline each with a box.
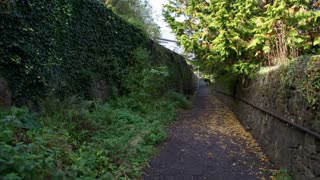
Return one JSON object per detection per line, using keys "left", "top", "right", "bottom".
{"left": 147, "top": 40, "right": 194, "bottom": 94}
{"left": 0, "top": 0, "right": 194, "bottom": 106}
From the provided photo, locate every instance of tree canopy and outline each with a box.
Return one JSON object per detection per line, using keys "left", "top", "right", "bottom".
{"left": 105, "top": 0, "right": 160, "bottom": 39}
{"left": 164, "top": 0, "right": 320, "bottom": 77}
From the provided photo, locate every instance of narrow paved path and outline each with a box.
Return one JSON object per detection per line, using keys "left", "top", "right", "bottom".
{"left": 144, "top": 82, "right": 272, "bottom": 180}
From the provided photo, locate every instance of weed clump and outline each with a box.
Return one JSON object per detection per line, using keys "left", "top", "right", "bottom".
{"left": 0, "top": 48, "right": 192, "bottom": 179}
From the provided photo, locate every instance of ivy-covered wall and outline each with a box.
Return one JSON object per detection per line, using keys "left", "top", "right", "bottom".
{"left": 148, "top": 40, "right": 194, "bottom": 94}
{"left": 0, "top": 0, "right": 193, "bottom": 105}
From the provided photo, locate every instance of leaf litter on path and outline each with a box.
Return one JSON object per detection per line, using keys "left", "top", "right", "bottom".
{"left": 144, "top": 87, "right": 274, "bottom": 180}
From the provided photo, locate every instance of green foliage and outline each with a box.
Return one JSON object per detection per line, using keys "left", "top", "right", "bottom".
{"left": 0, "top": 91, "right": 189, "bottom": 178}
{"left": 0, "top": 2, "right": 195, "bottom": 178}
{"left": 304, "top": 55, "right": 320, "bottom": 108}
{"left": 251, "top": 0, "right": 320, "bottom": 64}
{"left": 104, "top": 0, "right": 161, "bottom": 39}
{"left": 122, "top": 48, "right": 185, "bottom": 100}
{"left": 163, "top": 0, "right": 320, "bottom": 79}
{"left": 215, "top": 72, "right": 240, "bottom": 95}
{"left": 0, "top": 107, "right": 40, "bottom": 131}
{"left": 0, "top": 108, "right": 57, "bottom": 179}
{"left": 147, "top": 41, "right": 195, "bottom": 94}
{"left": 40, "top": 95, "right": 93, "bottom": 120}
{"left": 282, "top": 55, "right": 320, "bottom": 110}
{"left": 0, "top": 46, "right": 192, "bottom": 179}
{"left": 0, "top": 0, "right": 146, "bottom": 103}
{"left": 272, "top": 169, "right": 292, "bottom": 180}
{"left": 229, "top": 62, "right": 260, "bottom": 79}
{"left": 164, "top": 0, "right": 262, "bottom": 77}
{"left": 165, "top": 91, "right": 192, "bottom": 109}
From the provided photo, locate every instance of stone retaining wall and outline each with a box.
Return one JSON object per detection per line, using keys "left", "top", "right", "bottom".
{"left": 214, "top": 72, "right": 320, "bottom": 179}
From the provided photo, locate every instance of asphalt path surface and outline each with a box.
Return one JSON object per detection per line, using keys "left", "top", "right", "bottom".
{"left": 144, "top": 81, "right": 272, "bottom": 180}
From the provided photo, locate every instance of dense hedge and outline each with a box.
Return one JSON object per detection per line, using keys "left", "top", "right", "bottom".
{"left": 0, "top": 0, "right": 147, "bottom": 103}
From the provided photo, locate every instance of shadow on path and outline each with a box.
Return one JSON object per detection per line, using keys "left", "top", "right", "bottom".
{"left": 143, "top": 82, "right": 272, "bottom": 180}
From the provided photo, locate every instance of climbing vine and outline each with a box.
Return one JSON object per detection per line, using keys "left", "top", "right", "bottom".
{"left": 0, "top": 0, "right": 146, "bottom": 103}
{"left": 283, "top": 55, "right": 320, "bottom": 110}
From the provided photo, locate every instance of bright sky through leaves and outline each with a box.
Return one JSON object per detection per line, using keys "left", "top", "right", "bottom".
{"left": 147, "top": 0, "right": 181, "bottom": 52}
{"left": 147, "top": 0, "right": 174, "bottom": 39}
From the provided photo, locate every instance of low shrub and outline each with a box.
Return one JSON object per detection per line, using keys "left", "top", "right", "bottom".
{"left": 0, "top": 88, "right": 191, "bottom": 179}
